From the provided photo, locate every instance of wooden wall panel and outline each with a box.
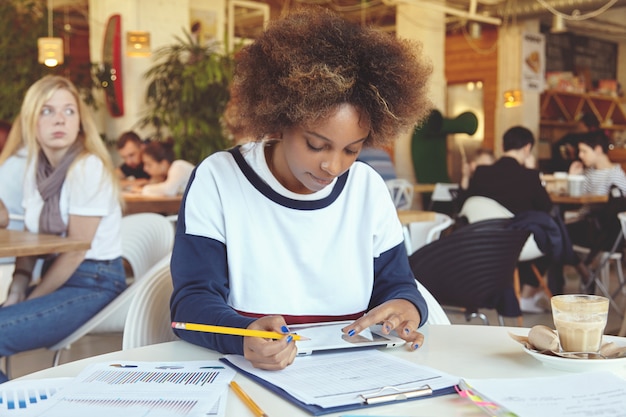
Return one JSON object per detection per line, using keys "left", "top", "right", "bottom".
{"left": 445, "top": 28, "right": 498, "bottom": 151}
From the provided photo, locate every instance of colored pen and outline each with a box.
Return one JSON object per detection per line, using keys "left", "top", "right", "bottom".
{"left": 230, "top": 381, "right": 268, "bottom": 417}
{"left": 171, "top": 322, "right": 307, "bottom": 341}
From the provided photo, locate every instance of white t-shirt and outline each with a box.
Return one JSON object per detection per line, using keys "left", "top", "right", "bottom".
{"left": 583, "top": 164, "right": 626, "bottom": 195}
{"left": 142, "top": 159, "right": 195, "bottom": 197}
{"left": 23, "top": 154, "right": 122, "bottom": 260}
{"left": 183, "top": 141, "right": 403, "bottom": 317}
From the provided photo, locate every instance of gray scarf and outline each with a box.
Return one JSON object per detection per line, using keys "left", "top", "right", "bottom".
{"left": 36, "top": 141, "right": 84, "bottom": 235}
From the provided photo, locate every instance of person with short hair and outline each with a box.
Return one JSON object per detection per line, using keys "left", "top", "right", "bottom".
{"left": 115, "top": 131, "right": 150, "bottom": 187}
{"left": 569, "top": 130, "right": 626, "bottom": 196}
{"left": 170, "top": 7, "right": 432, "bottom": 370}
{"left": 462, "top": 126, "right": 581, "bottom": 311}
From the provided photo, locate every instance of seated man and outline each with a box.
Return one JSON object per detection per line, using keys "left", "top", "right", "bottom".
{"left": 462, "top": 126, "right": 580, "bottom": 311}
{"left": 115, "top": 131, "right": 150, "bottom": 188}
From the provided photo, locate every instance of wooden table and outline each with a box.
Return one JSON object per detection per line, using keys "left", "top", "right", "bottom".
{"left": 0, "top": 229, "right": 91, "bottom": 258}
{"left": 413, "top": 183, "right": 437, "bottom": 193}
{"left": 123, "top": 194, "right": 182, "bottom": 215}
{"left": 397, "top": 209, "right": 436, "bottom": 225}
{"left": 549, "top": 193, "right": 608, "bottom": 204}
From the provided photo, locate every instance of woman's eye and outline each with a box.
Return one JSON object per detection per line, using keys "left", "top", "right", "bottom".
{"left": 306, "top": 141, "right": 323, "bottom": 152}
{"left": 41, "top": 107, "right": 52, "bottom": 116}
{"left": 64, "top": 108, "right": 75, "bottom": 116}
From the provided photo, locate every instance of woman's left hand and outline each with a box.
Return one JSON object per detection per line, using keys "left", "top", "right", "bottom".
{"left": 341, "top": 299, "right": 424, "bottom": 351}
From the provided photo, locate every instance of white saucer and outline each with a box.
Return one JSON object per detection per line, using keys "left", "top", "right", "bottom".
{"left": 522, "top": 335, "right": 626, "bottom": 372}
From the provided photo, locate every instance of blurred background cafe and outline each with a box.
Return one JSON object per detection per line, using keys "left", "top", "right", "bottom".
{"left": 1, "top": 0, "right": 625, "bottom": 188}
{"left": 1, "top": 0, "right": 626, "bottom": 271}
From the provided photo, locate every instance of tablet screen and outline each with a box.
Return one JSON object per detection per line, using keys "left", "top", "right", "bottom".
{"left": 290, "top": 321, "right": 405, "bottom": 355}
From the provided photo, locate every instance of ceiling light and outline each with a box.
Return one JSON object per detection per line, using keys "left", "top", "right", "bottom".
{"left": 551, "top": 14, "right": 567, "bottom": 33}
{"left": 38, "top": 0, "right": 63, "bottom": 67}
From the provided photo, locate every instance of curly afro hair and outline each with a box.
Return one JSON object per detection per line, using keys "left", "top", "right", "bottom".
{"left": 224, "top": 7, "right": 433, "bottom": 148}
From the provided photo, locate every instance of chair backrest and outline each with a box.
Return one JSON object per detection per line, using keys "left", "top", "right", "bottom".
{"left": 459, "top": 196, "right": 543, "bottom": 261}
{"left": 407, "top": 213, "right": 453, "bottom": 254}
{"left": 122, "top": 255, "right": 178, "bottom": 350}
{"left": 385, "top": 179, "right": 414, "bottom": 210}
{"left": 409, "top": 219, "right": 530, "bottom": 319}
{"left": 121, "top": 213, "right": 175, "bottom": 281}
{"left": 416, "top": 280, "right": 451, "bottom": 325}
{"left": 459, "top": 196, "right": 513, "bottom": 223}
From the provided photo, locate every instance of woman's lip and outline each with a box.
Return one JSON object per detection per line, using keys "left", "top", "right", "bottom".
{"left": 310, "top": 173, "right": 333, "bottom": 185}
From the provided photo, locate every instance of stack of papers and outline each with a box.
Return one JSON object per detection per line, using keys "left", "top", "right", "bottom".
{"left": 223, "top": 349, "right": 459, "bottom": 415}
{"left": 2, "top": 361, "right": 235, "bottom": 417}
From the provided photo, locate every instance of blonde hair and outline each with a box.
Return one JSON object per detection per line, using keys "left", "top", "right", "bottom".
{"left": 0, "top": 75, "right": 121, "bottom": 202}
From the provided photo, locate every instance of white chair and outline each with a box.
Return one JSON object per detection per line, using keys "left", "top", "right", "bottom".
{"left": 406, "top": 213, "right": 452, "bottom": 254}
{"left": 417, "top": 281, "right": 451, "bottom": 325}
{"left": 47, "top": 213, "right": 175, "bottom": 365}
{"left": 122, "top": 254, "right": 179, "bottom": 350}
{"left": 385, "top": 179, "right": 414, "bottom": 210}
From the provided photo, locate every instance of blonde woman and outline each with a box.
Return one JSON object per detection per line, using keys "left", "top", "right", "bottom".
{"left": 0, "top": 76, "right": 125, "bottom": 383}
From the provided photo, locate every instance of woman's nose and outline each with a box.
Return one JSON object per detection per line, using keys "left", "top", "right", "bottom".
{"left": 321, "top": 156, "right": 340, "bottom": 176}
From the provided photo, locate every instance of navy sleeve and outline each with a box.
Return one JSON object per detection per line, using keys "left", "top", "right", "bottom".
{"left": 170, "top": 210, "right": 254, "bottom": 355}
{"left": 370, "top": 242, "right": 429, "bottom": 327}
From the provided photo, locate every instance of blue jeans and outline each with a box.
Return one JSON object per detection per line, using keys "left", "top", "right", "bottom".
{"left": 0, "top": 257, "right": 125, "bottom": 383}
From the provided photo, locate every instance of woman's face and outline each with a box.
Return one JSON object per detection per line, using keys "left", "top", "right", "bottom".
{"left": 275, "top": 103, "right": 370, "bottom": 194}
{"left": 142, "top": 154, "right": 169, "bottom": 179}
{"left": 36, "top": 88, "right": 80, "bottom": 160}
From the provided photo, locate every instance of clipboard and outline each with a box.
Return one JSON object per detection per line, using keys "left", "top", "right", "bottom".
{"left": 220, "top": 355, "right": 457, "bottom": 416}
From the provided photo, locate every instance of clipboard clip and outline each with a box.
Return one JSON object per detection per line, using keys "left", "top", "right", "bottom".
{"left": 359, "top": 385, "right": 433, "bottom": 404}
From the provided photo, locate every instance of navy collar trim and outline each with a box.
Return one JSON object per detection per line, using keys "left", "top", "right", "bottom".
{"left": 228, "top": 146, "right": 348, "bottom": 210}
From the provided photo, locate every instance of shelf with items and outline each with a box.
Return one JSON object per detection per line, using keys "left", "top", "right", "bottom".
{"left": 540, "top": 90, "right": 626, "bottom": 132}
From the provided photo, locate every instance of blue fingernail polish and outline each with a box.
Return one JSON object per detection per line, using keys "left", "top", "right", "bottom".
{"left": 281, "top": 325, "right": 289, "bottom": 333}
{"left": 348, "top": 329, "right": 356, "bottom": 337}
{"left": 385, "top": 325, "right": 391, "bottom": 332}
{"left": 413, "top": 343, "right": 420, "bottom": 350}
{"left": 404, "top": 328, "right": 410, "bottom": 335}
{"left": 287, "top": 335, "right": 293, "bottom": 343}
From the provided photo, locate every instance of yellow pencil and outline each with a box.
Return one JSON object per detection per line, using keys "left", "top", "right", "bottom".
{"left": 230, "top": 381, "right": 268, "bottom": 417}
{"left": 171, "top": 322, "right": 307, "bottom": 341}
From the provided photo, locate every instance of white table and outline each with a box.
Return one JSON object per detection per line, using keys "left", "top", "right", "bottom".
{"left": 16, "top": 325, "right": 626, "bottom": 416}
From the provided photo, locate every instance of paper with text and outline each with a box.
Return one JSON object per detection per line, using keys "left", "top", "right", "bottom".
{"left": 28, "top": 361, "right": 235, "bottom": 417}
{"left": 466, "top": 371, "right": 626, "bottom": 417}
{"left": 225, "top": 349, "right": 459, "bottom": 408}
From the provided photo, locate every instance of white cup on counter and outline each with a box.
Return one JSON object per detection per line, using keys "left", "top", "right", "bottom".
{"left": 568, "top": 174, "right": 585, "bottom": 197}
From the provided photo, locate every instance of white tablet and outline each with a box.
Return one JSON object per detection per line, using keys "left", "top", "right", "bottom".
{"left": 290, "top": 320, "right": 406, "bottom": 356}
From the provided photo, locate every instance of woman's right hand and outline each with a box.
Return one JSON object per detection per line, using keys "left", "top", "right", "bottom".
{"left": 569, "top": 160, "right": 584, "bottom": 175}
{"left": 243, "top": 315, "right": 297, "bottom": 370}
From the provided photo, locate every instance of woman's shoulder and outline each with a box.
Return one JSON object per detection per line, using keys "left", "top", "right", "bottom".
{"left": 172, "top": 159, "right": 195, "bottom": 170}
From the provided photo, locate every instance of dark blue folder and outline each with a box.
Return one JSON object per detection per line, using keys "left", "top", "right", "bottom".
{"left": 221, "top": 357, "right": 458, "bottom": 416}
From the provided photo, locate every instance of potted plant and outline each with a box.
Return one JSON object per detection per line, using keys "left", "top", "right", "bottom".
{"left": 140, "top": 32, "right": 234, "bottom": 164}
